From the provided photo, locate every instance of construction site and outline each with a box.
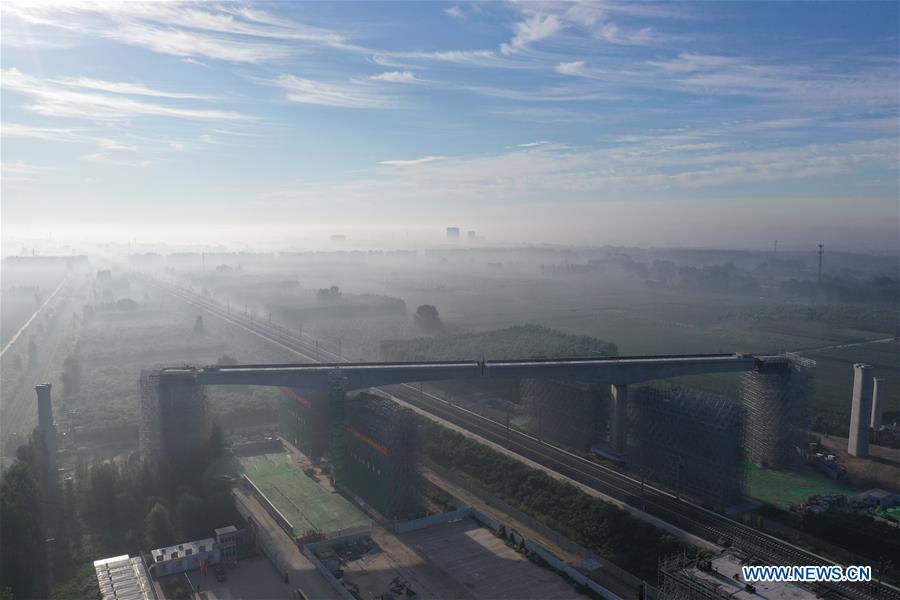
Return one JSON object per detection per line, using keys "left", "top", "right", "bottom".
{"left": 522, "top": 379, "right": 608, "bottom": 452}
{"left": 138, "top": 353, "right": 823, "bottom": 520}
{"left": 657, "top": 550, "right": 819, "bottom": 600}
{"left": 342, "top": 392, "right": 420, "bottom": 518}
{"left": 741, "top": 354, "right": 815, "bottom": 469}
{"left": 126, "top": 348, "right": 900, "bottom": 600}
{"left": 628, "top": 383, "right": 747, "bottom": 509}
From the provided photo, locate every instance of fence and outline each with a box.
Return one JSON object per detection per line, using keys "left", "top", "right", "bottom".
{"left": 393, "top": 507, "right": 473, "bottom": 533}
{"left": 232, "top": 490, "right": 292, "bottom": 584}
{"left": 393, "top": 495, "right": 626, "bottom": 600}
{"left": 240, "top": 474, "right": 294, "bottom": 538}
{"left": 302, "top": 529, "right": 377, "bottom": 600}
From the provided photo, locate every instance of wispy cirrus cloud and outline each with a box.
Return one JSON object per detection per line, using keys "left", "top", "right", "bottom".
{"left": 3, "top": 1, "right": 348, "bottom": 63}
{"left": 2, "top": 122, "right": 88, "bottom": 143}
{"left": 51, "top": 76, "right": 214, "bottom": 100}
{"left": 1, "top": 160, "right": 53, "bottom": 182}
{"left": 501, "top": 13, "right": 564, "bottom": 55}
{"left": 80, "top": 152, "right": 153, "bottom": 168}
{"left": 275, "top": 74, "right": 394, "bottom": 108}
{"left": 103, "top": 24, "right": 293, "bottom": 64}
{"left": 369, "top": 71, "right": 421, "bottom": 84}
{"left": 2, "top": 68, "right": 248, "bottom": 121}
{"left": 379, "top": 155, "right": 446, "bottom": 166}
{"left": 265, "top": 133, "right": 897, "bottom": 212}
{"left": 552, "top": 51, "right": 899, "bottom": 115}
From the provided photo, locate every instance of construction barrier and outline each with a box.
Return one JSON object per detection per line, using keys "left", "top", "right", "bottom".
{"left": 394, "top": 507, "right": 473, "bottom": 533}
{"left": 240, "top": 474, "right": 294, "bottom": 537}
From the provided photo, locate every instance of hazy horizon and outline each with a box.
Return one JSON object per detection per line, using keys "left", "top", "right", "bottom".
{"left": 2, "top": 1, "right": 898, "bottom": 252}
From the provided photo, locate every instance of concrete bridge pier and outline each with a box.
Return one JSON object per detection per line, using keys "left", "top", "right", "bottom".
{"left": 848, "top": 363, "right": 874, "bottom": 457}
{"left": 35, "top": 384, "right": 57, "bottom": 478}
{"left": 610, "top": 383, "right": 628, "bottom": 453}
{"left": 326, "top": 373, "right": 348, "bottom": 485}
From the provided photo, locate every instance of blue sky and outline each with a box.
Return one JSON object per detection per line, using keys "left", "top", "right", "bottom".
{"left": 1, "top": 1, "right": 898, "bottom": 250}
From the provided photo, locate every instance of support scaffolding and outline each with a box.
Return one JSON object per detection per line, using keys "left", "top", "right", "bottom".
{"left": 741, "top": 354, "right": 815, "bottom": 468}
{"left": 139, "top": 368, "right": 209, "bottom": 468}
{"left": 342, "top": 392, "right": 419, "bottom": 518}
{"left": 658, "top": 554, "right": 726, "bottom": 600}
{"left": 629, "top": 384, "right": 746, "bottom": 509}
{"left": 522, "top": 379, "right": 608, "bottom": 452}
{"left": 278, "top": 387, "right": 329, "bottom": 461}
{"left": 139, "top": 370, "right": 160, "bottom": 465}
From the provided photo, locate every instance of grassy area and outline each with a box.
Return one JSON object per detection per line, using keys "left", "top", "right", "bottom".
{"left": 232, "top": 452, "right": 370, "bottom": 535}
{"left": 747, "top": 464, "right": 862, "bottom": 509}
{"left": 65, "top": 284, "right": 295, "bottom": 440}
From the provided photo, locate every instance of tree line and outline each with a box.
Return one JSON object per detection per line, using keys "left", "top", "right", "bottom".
{"left": 420, "top": 420, "right": 691, "bottom": 581}
{"left": 0, "top": 424, "right": 237, "bottom": 599}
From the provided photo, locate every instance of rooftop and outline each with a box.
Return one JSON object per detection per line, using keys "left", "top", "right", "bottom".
{"left": 93, "top": 555, "right": 155, "bottom": 600}
{"left": 150, "top": 538, "right": 216, "bottom": 563}
{"left": 214, "top": 525, "right": 238, "bottom": 535}
{"left": 671, "top": 550, "right": 817, "bottom": 600}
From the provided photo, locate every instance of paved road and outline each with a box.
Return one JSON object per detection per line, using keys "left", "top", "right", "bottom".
{"left": 1, "top": 276, "right": 67, "bottom": 358}
{"left": 1, "top": 278, "right": 80, "bottom": 460}
{"left": 795, "top": 337, "right": 897, "bottom": 354}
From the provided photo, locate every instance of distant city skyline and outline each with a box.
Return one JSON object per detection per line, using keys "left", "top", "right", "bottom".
{"left": 1, "top": 1, "right": 898, "bottom": 250}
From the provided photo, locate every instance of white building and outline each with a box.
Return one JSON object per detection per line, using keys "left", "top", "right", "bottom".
{"left": 94, "top": 554, "right": 157, "bottom": 600}
{"left": 149, "top": 538, "right": 220, "bottom": 577}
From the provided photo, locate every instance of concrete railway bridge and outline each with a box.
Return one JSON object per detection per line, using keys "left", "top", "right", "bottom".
{"left": 140, "top": 353, "right": 782, "bottom": 464}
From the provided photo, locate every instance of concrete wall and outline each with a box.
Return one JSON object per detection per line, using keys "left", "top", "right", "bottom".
{"left": 394, "top": 507, "right": 473, "bottom": 534}
{"left": 301, "top": 546, "right": 356, "bottom": 600}
{"left": 471, "top": 508, "right": 625, "bottom": 600}
{"left": 233, "top": 492, "right": 293, "bottom": 584}
{"left": 392, "top": 502, "right": 626, "bottom": 600}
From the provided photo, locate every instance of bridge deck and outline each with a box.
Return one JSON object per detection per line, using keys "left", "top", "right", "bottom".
{"left": 160, "top": 353, "right": 758, "bottom": 390}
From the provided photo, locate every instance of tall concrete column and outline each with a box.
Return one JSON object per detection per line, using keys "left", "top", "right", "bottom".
{"left": 327, "top": 372, "right": 348, "bottom": 485}
{"left": 35, "top": 384, "right": 57, "bottom": 476}
{"left": 848, "top": 364, "right": 873, "bottom": 457}
{"left": 870, "top": 378, "right": 884, "bottom": 430}
{"left": 610, "top": 383, "right": 628, "bottom": 453}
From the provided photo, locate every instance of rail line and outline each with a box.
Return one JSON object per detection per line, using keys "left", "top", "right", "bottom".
{"left": 145, "top": 276, "right": 898, "bottom": 600}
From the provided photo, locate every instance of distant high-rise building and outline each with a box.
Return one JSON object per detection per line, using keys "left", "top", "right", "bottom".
{"left": 467, "top": 230, "right": 476, "bottom": 239}
{"left": 446, "top": 227, "right": 460, "bottom": 240}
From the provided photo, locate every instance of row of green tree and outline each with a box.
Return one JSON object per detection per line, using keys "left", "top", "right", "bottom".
{"left": 420, "top": 420, "right": 688, "bottom": 581}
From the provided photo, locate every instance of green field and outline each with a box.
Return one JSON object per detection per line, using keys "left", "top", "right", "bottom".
{"left": 747, "top": 464, "right": 862, "bottom": 509}
{"left": 236, "top": 452, "right": 370, "bottom": 535}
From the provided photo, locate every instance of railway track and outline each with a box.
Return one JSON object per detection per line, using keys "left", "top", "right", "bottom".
{"left": 146, "top": 276, "right": 899, "bottom": 600}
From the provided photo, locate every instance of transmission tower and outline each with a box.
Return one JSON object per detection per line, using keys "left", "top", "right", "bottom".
{"left": 816, "top": 243, "right": 824, "bottom": 304}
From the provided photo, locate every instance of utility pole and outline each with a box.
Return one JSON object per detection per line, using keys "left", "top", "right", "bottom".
{"left": 773, "top": 240, "right": 778, "bottom": 255}
{"left": 816, "top": 243, "right": 824, "bottom": 304}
